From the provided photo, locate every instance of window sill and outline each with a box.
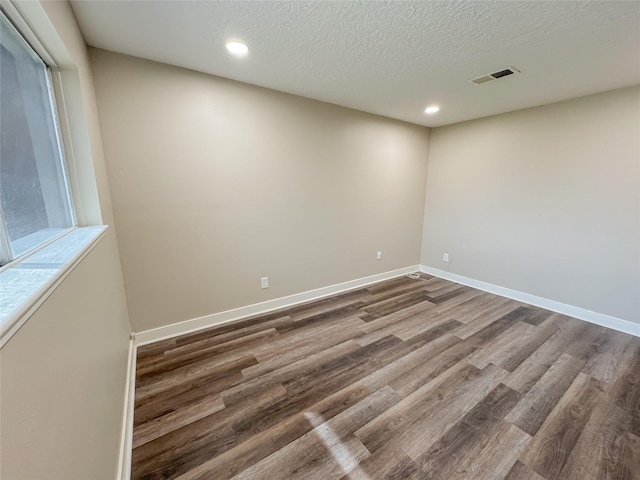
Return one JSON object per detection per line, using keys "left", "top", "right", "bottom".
{"left": 0, "top": 225, "right": 108, "bottom": 348}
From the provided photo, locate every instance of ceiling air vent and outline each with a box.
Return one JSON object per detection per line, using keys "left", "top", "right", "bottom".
{"left": 470, "top": 66, "right": 520, "bottom": 86}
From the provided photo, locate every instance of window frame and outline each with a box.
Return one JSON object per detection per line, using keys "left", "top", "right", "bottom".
{"left": 0, "top": 0, "right": 110, "bottom": 349}
{"left": 0, "top": 6, "right": 78, "bottom": 266}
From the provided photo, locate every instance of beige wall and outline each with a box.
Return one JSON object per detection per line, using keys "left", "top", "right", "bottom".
{"left": 0, "top": 234, "right": 130, "bottom": 480}
{"left": 421, "top": 86, "right": 640, "bottom": 323}
{"left": 0, "top": 1, "right": 131, "bottom": 479}
{"left": 90, "top": 49, "right": 431, "bottom": 333}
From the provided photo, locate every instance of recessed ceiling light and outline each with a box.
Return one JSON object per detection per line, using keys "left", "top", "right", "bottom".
{"left": 424, "top": 105, "right": 440, "bottom": 114}
{"left": 225, "top": 41, "right": 249, "bottom": 57}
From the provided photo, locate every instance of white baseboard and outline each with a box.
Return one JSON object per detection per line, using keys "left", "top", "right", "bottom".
{"left": 420, "top": 265, "right": 640, "bottom": 337}
{"left": 135, "top": 265, "right": 421, "bottom": 346}
{"left": 117, "top": 338, "right": 137, "bottom": 480}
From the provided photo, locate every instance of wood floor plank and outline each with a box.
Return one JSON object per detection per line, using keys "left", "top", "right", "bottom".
{"left": 359, "top": 363, "right": 509, "bottom": 457}
{"left": 355, "top": 310, "right": 436, "bottom": 346}
{"left": 134, "top": 370, "right": 243, "bottom": 426}
{"left": 388, "top": 337, "right": 479, "bottom": 396}
{"left": 449, "top": 294, "right": 518, "bottom": 328}
{"left": 280, "top": 335, "right": 405, "bottom": 396}
{"left": 563, "top": 323, "right": 608, "bottom": 361}
{"left": 288, "top": 288, "right": 370, "bottom": 321}
{"left": 431, "top": 288, "right": 484, "bottom": 314}
{"left": 505, "top": 461, "right": 546, "bottom": 480}
{"left": 240, "top": 337, "right": 362, "bottom": 381}
{"left": 131, "top": 275, "right": 640, "bottom": 480}
{"left": 607, "top": 341, "right": 640, "bottom": 437}
{"left": 358, "top": 299, "right": 434, "bottom": 333}
{"left": 582, "top": 329, "right": 633, "bottom": 382}
{"left": 229, "top": 337, "right": 409, "bottom": 441}
{"left": 171, "top": 310, "right": 291, "bottom": 347}
{"left": 356, "top": 361, "right": 488, "bottom": 453}
{"left": 422, "top": 280, "right": 466, "bottom": 297}
{"left": 558, "top": 402, "right": 640, "bottom": 480}
{"left": 174, "top": 384, "right": 375, "bottom": 480}
{"left": 448, "top": 422, "right": 531, "bottom": 480}
{"left": 357, "top": 333, "right": 460, "bottom": 394}
{"left": 414, "top": 276, "right": 449, "bottom": 291}
{"left": 467, "top": 320, "right": 537, "bottom": 369}
{"left": 365, "top": 276, "right": 415, "bottom": 295}
{"left": 362, "top": 288, "right": 429, "bottom": 311}
{"left": 393, "top": 315, "right": 462, "bottom": 342}
{"left": 519, "top": 306, "right": 553, "bottom": 326}
{"left": 252, "top": 316, "right": 365, "bottom": 362}
{"left": 232, "top": 386, "right": 401, "bottom": 480}
{"left": 161, "top": 315, "right": 292, "bottom": 360}
{"left": 505, "top": 332, "right": 565, "bottom": 394}
{"left": 136, "top": 328, "right": 279, "bottom": 381}
{"left": 135, "top": 354, "right": 258, "bottom": 401}
{"left": 136, "top": 338, "right": 176, "bottom": 366}
{"left": 339, "top": 444, "right": 419, "bottom": 480}
{"left": 496, "top": 319, "right": 561, "bottom": 372}
{"left": 361, "top": 289, "right": 434, "bottom": 320}
{"left": 413, "top": 383, "right": 521, "bottom": 479}
{"left": 505, "top": 353, "right": 585, "bottom": 436}
{"left": 363, "top": 279, "right": 427, "bottom": 304}
{"left": 424, "top": 285, "right": 470, "bottom": 304}
{"left": 277, "top": 302, "right": 365, "bottom": 333}
{"left": 133, "top": 394, "right": 225, "bottom": 448}
{"left": 504, "top": 316, "right": 589, "bottom": 394}
{"left": 222, "top": 339, "right": 362, "bottom": 404}
{"left": 518, "top": 373, "right": 606, "bottom": 480}
{"left": 132, "top": 383, "right": 287, "bottom": 479}
{"left": 297, "top": 435, "right": 370, "bottom": 480}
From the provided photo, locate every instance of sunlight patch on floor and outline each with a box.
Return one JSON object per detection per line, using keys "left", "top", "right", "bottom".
{"left": 304, "top": 411, "right": 372, "bottom": 479}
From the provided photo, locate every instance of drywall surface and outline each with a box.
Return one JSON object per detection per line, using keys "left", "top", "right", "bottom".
{"left": 0, "top": 234, "right": 130, "bottom": 479}
{"left": 90, "top": 49, "right": 431, "bottom": 332}
{"left": 421, "top": 86, "right": 640, "bottom": 323}
{"left": 0, "top": 2, "right": 131, "bottom": 478}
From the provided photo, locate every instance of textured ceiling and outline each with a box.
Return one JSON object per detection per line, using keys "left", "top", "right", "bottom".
{"left": 70, "top": 1, "right": 640, "bottom": 127}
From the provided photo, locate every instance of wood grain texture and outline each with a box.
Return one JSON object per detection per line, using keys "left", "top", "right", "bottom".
{"left": 506, "top": 461, "right": 547, "bottom": 480}
{"left": 414, "top": 383, "right": 521, "bottom": 479}
{"left": 132, "top": 274, "right": 640, "bottom": 479}
{"left": 505, "top": 353, "right": 585, "bottom": 436}
{"left": 558, "top": 402, "right": 640, "bottom": 480}
{"left": 448, "top": 422, "right": 531, "bottom": 480}
{"left": 519, "top": 373, "right": 606, "bottom": 480}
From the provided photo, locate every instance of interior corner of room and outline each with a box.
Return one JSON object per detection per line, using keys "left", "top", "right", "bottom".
{"left": 0, "top": 0, "right": 638, "bottom": 479}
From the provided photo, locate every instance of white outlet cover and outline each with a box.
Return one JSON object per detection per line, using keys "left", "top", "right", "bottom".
{"left": 443, "top": 253, "right": 449, "bottom": 262}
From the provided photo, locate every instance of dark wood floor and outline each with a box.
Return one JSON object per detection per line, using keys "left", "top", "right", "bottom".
{"left": 132, "top": 274, "right": 640, "bottom": 480}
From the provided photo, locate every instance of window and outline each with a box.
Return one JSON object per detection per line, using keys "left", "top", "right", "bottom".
{"left": 0, "top": 10, "right": 75, "bottom": 266}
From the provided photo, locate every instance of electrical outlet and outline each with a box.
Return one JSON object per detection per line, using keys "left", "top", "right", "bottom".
{"left": 261, "top": 277, "right": 269, "bottom": 289}
{"left": 377, "top": 251, "right": 382, "bottom": 260}
{"left": 442, "top": 253, "right": 449, "bottom": 262}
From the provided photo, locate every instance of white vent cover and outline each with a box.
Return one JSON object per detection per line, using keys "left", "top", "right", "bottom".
{"left": 470, "top": 66, "right": 521, "bottom": 86}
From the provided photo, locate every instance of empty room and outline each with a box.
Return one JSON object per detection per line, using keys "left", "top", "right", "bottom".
{"left": 1, "top": 0, "right": 639, "bottom": 479}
